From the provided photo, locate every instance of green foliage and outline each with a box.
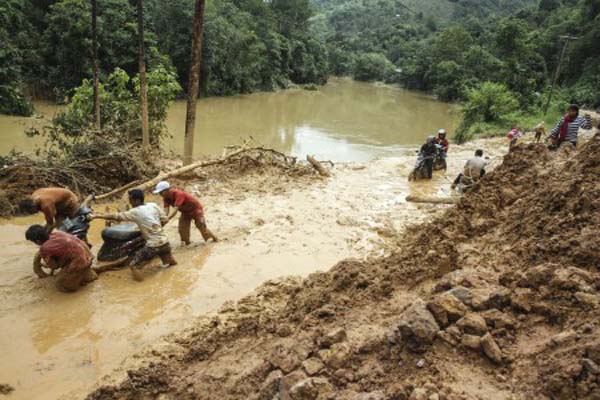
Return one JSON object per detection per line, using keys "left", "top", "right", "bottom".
{"left": 454, "top": 82, "right": 520, "bottom": 143}
{"left": 52, "top": 66, "right": 180, "bottom": 144}
{"left": 353, "top": 53, "right": 396, "bottom": 82}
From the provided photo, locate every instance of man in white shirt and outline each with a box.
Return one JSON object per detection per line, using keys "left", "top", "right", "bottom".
{"left": 92, "top": 189, "right": 176, "bottom": 280}
{"left": 452, "top": 149, "right": 487, "bottom": 190}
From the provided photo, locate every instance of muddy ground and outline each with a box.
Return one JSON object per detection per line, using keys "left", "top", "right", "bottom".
{"left": 80, "top": 130, "right": 600, "bottom": 400}
{"left": 0, "top": 139, "right": 511, "bottom": 399}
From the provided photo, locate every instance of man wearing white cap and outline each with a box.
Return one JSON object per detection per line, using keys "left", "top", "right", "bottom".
{"left": 153, "top": 181, "right": 219, "bottom": 245}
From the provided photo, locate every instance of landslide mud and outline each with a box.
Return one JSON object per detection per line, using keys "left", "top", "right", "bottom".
{"left": 0, "top": 141, "right": 507, "bottom": 399}
{"left": 84, "top": 134, "right": 600, "bottom": 400}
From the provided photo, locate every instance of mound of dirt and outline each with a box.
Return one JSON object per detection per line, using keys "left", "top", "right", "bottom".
{"left": 87, "top": 136, "right": 600, "bottom": 400}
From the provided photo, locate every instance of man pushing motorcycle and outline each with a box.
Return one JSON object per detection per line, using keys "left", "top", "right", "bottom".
{"left": 91, "top": 189, "right": 177, "bottom": 281}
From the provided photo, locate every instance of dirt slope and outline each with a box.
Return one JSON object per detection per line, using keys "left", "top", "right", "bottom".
{"left": 87, "top": 135, "right": 600, "bottom": 400}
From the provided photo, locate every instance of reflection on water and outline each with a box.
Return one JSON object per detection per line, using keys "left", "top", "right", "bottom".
{"left": 0, "top": 78, "right": 457, "bottom": 161}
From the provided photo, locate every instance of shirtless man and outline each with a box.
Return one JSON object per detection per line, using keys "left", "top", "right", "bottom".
{"left": 25, "top": 225, "right": 97, "bottom": 292}
{"left": 19, "top": 187, "right": 80, "bottom": 230}
{"left": 92, "top": 189, "right": 176, "bottom": 281}
{"left": 154, "top": 181, "right": 218, "bottom": 245}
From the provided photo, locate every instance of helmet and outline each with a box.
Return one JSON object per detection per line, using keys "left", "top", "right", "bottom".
{"left": 153, "top": 181, "right": 171, "bottom": 194}
{"left": 438, "top": 129, "right": 447, "bottom": 136}
{"left": 426, "top": 135, "right": 436, "bottom": 143}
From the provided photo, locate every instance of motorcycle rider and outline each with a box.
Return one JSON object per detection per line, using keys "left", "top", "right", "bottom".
{"left": 19, "top": 187, "right": 80, "bottom": 231}
{"left": 436, "top": 129, "right": 449, "bottom": 154}
{"left": 25, "top": 225, "right": 97, "bottom": 292}
{"left": 91, "top": 189, "right": 177, "bottom": 281}
{"left": 419, "top": 136, "right": 437, "bottom": 179}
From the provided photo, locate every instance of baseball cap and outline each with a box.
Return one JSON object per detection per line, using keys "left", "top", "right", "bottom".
{"left": 153, "top": 181, "right": 170, "bottom": 194}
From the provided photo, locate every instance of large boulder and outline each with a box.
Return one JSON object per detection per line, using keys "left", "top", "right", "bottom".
{"left": 427, "top": 292, "right": 469, "bottom": 327}
{"left": 280, "top": 370, "right": 308, "bottom": 400}
{"left": 395, "top": 300, "right": 440, "bottom": 349}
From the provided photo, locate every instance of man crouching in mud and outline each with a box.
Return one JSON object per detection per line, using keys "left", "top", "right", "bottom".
{"left": 25, "top": 226, "right": 97, "bottom": 292}
{"left": 91, "top": 189, "right": 177, "bottom": 281}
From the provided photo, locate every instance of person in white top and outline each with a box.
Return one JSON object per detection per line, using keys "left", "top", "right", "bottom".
{"left": 92, "top": 189, "right": 176, "bottom": 280}
{"left": 451, "top": 149, "right": 488, "bottom": 191}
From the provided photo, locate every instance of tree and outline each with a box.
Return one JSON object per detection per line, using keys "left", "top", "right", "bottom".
{"left": 183, "top": 0, "right": 206, "bottom": 165}
{"left": 91, "top": 0, "right": 100, "bottom": 129}
{"left": 137, "top": 0, "right": 150, "bottom": 152}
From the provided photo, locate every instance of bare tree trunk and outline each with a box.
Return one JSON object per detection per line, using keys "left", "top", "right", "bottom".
{"left": 91, "top": 0, "right": 100, "bottom": 129}
{"left": 183, "top": 0, "right": 206, "bottom": 165}
{"left": 137, "top": 0, "right": 150, "bottom": 153}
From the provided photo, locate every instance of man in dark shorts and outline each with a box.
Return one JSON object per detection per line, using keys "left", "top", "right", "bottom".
{"left": 92, "top": 189, "right": 176, "bottom": 281}
{"left": 25, "top": 225, "right": 97, "bottom": 292}
{"left": 19, "top": 187, "right": 80, "bottom": 230}
{"left": 154, "top": 181, "right": 218, "bottom": 245}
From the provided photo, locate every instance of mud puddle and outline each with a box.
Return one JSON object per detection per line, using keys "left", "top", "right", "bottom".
{"left": 0, "top": 138, "right": 507, "bottom": 399}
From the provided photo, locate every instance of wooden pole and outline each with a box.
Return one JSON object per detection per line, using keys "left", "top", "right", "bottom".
{"left": 91, "top": 0, "right": 100, "bottom": 130}
{"left": 544, "top": 36, "right": 578, "bottom": 115}
{"left": 137, "top": 0, "right": 150, "bottom": 153}
{"left": 183, "top": 0, "right": 206, "bottom": 165}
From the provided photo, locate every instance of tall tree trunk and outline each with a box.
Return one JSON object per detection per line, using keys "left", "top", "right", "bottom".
{"left": 137, "top": 0, "right": 150, "bottom": 152}
{"left": 91, "top": 0, "right": 100, "bottom": 129}
{"left": 183, "top": 0, "right": 206, "bottom": 165}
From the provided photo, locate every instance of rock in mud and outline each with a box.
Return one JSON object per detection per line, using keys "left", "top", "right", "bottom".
{"left": 269, "top": 346, "right": 302, "bottom": 373}
{"left": 322, "top": 343, "right": 352, "bottom": 369}
{"left": 582, "top": 358, "right": 600, "bottom": 375}
{"left": 255, "top": 370, "right": 284, "bottom": 400}
{"left": 302, "top": 358, "right": 325, "bottom": 376}
{"left": 396, "top": 300, "right": 440, "bottom": 349}
{"left": 410, "top": 388, "right": 428, "bottom": 400}
{"left": 448, "top": 286, "right": 472, "bottom": 305}
{"left": 456, "top": 313, "right": 488, "bottom": 336}
{"left": 550, "top": 330, "right": 577, "bottom": 347}
{"left": 289, "top": 377, "right": 333, "bottom": 400}
{"left": 510, "top": 289, "right": 533, "bottom": 313}
{"left": 350, "top": 391, "right": 385, "bottom": 400}
{"left": 460, "top": 334, "right": 482, "bottom": 351}
{"left": 518, "top": 264, "right": 555, "bottom": 288}
{"left": 481, "top": 309, "right": 516, "bottom": 330}
{"left": 319, "top": 327, "right": 347, "bottom": 348}
{"left": 427, "top": 292, "right": 469, "bottom": 327}
{"left": 481, "top": 333, "right": 503, "bottom": 364}
{"left": 280, "top": 371, "right": 308, "bottom": 400}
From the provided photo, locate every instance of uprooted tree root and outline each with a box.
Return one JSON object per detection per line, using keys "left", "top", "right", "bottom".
{"left": 87, "top": 135, "right": 600, "bottom": 400}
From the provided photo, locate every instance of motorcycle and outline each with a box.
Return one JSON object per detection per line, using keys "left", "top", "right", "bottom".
{"left": 96, "top": 223, "right": 145, "bottom": 263}
{"left": 408, "top": 145, "right": 446, "bottom": 181}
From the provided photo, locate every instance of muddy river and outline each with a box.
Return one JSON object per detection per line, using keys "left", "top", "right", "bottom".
{"left": 0, "top": 78, "right": 457, "bottom": 161}
{"left": 0, "top": 79, "right": 475, "bottom": 399}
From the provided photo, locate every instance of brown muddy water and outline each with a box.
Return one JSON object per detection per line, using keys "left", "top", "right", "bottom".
{"left": 0, "top": 78, "right": 457, "bottom": 161}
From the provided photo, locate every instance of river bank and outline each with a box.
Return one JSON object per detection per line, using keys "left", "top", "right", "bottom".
{"left": 0, "top": 136, "right": 509, "bottom": 399}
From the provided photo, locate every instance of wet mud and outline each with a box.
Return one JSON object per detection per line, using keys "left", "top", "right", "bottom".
{"left": 0, "top": 139, "right": 508, "bottom": 399}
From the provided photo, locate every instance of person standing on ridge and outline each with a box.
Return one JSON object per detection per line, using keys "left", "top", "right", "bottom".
{"left": 548, "top": 104, "right": 592, "bottom": 148}
{"left": 154, "top": 181, "right": 219, "bottom": 245}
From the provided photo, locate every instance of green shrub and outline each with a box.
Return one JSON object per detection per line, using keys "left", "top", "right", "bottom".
{"left": 0, "top": 85, "right": 33, "bottom": 116}
{"left": 353, "top": 52, "right": 396, "bottom": 82}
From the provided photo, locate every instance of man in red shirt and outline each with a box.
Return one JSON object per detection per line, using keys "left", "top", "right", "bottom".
{"left": 25, "top": 225, "right": 97, "bottom": 292}
{"left": 154, "top": 181, "right": 218, "bottom": 245}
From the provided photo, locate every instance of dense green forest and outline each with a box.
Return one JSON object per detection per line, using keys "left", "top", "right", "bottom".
{"left": 1, "top": 0, "right": 599, "bottom": 141}
{"left": 0, "top": 0, "right": 328, "bottom": 115}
